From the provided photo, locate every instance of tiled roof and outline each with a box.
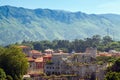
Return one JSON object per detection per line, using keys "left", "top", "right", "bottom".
{"left": 31, "top": 50, "right": 41, "bottom": 54}
{"left": 27, "top": 57, "right": 35, "bottom": 62}
{"left": 18, "top": 45, "right": 29, "bottom": 48}
{"left": 34, "top": 57, "right": 43, "bottom": 62}
{"left": 98, "top": 53, "right": 112, "bottom": 57}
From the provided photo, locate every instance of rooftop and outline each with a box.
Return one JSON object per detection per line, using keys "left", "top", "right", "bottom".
{"left": 34, "top": 57, "right": 43, "bottom": 62}
{"left": 27, "top": 57, "right": 35, "bottom": 62}
{"left": 43, "top": 54, "right": 52, "bottom": 58}
{"left": 31, "top": 50, "right": 41, "bottom": 54}
{"left": 18, "top": 45, "right": 29, "bottom": 48}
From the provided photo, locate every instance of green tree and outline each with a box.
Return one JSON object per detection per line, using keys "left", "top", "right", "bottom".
{"left": 72, "top": 39, "right": 85, "bottom": 52}
{"left": 6, "top": 75, "right": 13, "bottom": 80}
{"left": 96, "top": 56, "right": 116, "bottom": 65}
{"left": 111, "top": 58, "right": 120, "bottom": 72}
{"left": 104, "top": 72, "right": 120, "bottom": 80}
{"left": 104, "top": 58, "right": 120, "bottom": 80}
{"left": 84, "top": 35, "right": 101, "bottom": 48}
{"left": 92, "top": 35, "right": 101, "bottom": 47}
{"left": 0, "top": 46, "right": 29, "bottom": 80}
{"left": 102, "top": 36, "right": 113, "bottom": 46}
{"left": 0, "top": 68, "right": 6, "bottom": 80}
{"left": 108, "top": 42, "right": 120, "bottom": 51}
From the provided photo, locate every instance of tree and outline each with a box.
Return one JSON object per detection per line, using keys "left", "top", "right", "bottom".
{"left": 102, "top": 36, "right": 113, "bottom": 46}
{"left": 96, "top": 56, "right": 116, "bottom": 65}
{"left": 0, "top": 46, "right": 29, "bottom": 80}
{"left": 84, "top": 35, "right": 101, "bottom": 48}
{"left": 104, "top": 72, "right": 120, "bottom": 80}
{"left": 108, "top": 42, "right": 120, "bottom": 51}
{"left": 33, "top": 42, "right": 44, "bottom": 51}
{"left": 92, "top": 35, "right": 101, "bottom": 47}
{"left": 0, "top": 68, "right": 6, "bottom": 80}
{"left": 72, "top": 39, "right": 85, "bottom": 52}
{"left": 104, "top": 58, "right": 120, "bottom": 80}
{"left": 111, "top": 58, "right": 120, "bottom": 72}
{"left": 6, "top": 75, "right": 13, "bottom": 80}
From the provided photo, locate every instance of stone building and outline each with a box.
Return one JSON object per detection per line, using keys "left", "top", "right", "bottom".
{"left": 44, "top": 48, "right": 106, "bottom": 80}
{"left": 19, "top": 45, "right": 31, "bottom": 57}
{"left": 44, "top": 48, "right": 98, "bottom": 79}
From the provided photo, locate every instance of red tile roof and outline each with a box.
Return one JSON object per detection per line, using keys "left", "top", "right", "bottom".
{"left": 18, "top": 45, "right": 29, "bottom": 48}
{"left": 34, "top": 57, "right": 43, "bottom": 62}
{"left": 27, "top": 57, "right": 35, "bottom": 62}
{"left": 31, "top": 50, "right": 41, "bottom": 54}
{"left": 98, "top": 52, "right": 112, "bottom": 57}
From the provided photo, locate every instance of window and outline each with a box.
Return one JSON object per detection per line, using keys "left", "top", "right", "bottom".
{"left": 47, "top": 67, "right": 49, "bottom": 69}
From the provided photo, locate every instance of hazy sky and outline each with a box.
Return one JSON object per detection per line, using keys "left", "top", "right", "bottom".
{"left": 0, "top": 0, "right": 120, "bottom": 14}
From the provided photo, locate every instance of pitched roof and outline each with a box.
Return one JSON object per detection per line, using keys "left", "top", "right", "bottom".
{"left": 18, "top": 45, "right": 29, "bottom": 48}
{"left": 98, "top": 52, "right": 112, "bottom": 57}
{"left": 31, "top": 50, "right": 41, "bottom": 54}
{"left": 27, "top": 57, "right": 35, "bottom": 62}
{"left": 34, "top": 57, "right": 43, "bottom": 62}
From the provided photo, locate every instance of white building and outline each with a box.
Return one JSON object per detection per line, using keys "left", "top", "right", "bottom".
{"left": 44, "top": 48, "right": 97, "bottom": 77}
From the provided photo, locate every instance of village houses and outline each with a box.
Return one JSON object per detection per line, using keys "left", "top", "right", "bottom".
{"left": 19, "top": 45, "right": 120, "bottom": 80}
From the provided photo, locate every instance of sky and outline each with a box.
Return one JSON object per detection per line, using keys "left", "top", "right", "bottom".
{"left": 0, "top": 0, "right": 120, "bottom": 14}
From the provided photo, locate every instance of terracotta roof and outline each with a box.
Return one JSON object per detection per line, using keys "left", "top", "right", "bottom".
{"left": 31, "top": 50, "right": 41, "bottom": 54}
{"left": 19, "top": 45, "right": 29, "bottom": 48}
{"left": 98, "top": 53, "right": 112, "bottom": 57}
{"left": 27, "top": 57, "right": 35, "bottom": 62}
{"left": 34, "top": 57, "right": 43, "bottom": 62}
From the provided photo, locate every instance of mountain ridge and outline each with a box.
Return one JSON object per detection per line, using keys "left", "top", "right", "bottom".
{"left": 0, "top": 5, "right": 120, "bottom": 45}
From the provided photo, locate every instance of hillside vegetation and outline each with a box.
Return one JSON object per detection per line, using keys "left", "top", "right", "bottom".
{"left": 0, "top": 5, "right": 120, "bottom": 45}
{"left": 17, "top": 35, "right": 120, "bottom": 53}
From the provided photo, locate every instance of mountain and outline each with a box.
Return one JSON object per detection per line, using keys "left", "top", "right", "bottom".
{"left": 0, "top": 5, "right": 120, "bottom": 45}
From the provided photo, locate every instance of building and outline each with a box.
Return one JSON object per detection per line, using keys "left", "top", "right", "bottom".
{"left": 44, "top": 48, "right": 98, "bottom": 79}
{"left": 19, "top": 45, "right": 31, "bottom": 57}
{"left": 27, "top": 57, "right": 35, "bottom": 72}
{"left": 34, "top": 57, "right": 44, "bottom": 70}
{"left": 31, "top": 50, "right": 42, "bottom": 58}
{"left": 44, "top": 53, "right": 70, "bottom": 75}
{"left": 44, "top": 53, "right": 97, "bottom": 74}
{"left": 44, "top": 49, "right": 54, "bottom": 54}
